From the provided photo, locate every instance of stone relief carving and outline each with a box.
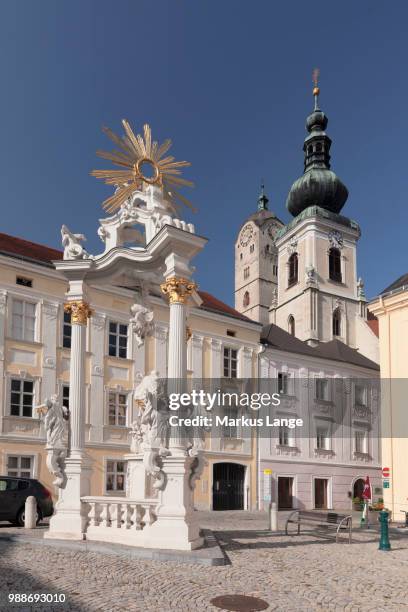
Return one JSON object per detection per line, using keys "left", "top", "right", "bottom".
{"left": 328, "top": 230, "right": 344, "bottom": 250}
{"left": 36, "top": 394, "right": 69, "bottom": 488}
{"left": 287, "top": 238, "right": 298, "bottom": 255}
{"left": 61, "top": 224, "right": 89, "bottom": 260}
{"left": 130, "top": 287, "right": 154, "bottom": 348}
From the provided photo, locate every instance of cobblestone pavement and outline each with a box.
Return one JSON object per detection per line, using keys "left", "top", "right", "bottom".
{"left": 1, "top": 511, "right": 408, "bottom": 612}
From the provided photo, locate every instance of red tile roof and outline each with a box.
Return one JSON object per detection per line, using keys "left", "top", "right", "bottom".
{"left": 0, "top": 232, "right": 62, "bottom": 265}
{"left": 197, "top": 291, "right": 255, "bottom": 323}
{"left": 366, "top": 311, "right": 379, "bottom": 337}
{"left": 0, "top": 232, "right": 253, "bottom": 324}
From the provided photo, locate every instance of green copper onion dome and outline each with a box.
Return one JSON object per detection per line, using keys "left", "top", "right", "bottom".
{"left": 286, "top": 85, "right": 348, "bottom": 217}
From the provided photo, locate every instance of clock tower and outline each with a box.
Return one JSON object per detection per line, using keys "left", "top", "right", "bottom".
{"left": 235, "top": 185, "right": 284, "bottom": 324}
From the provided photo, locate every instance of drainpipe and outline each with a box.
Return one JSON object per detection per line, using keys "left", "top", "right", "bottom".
{"left": 257, "top": 343, "right": 267, "bottom": 510}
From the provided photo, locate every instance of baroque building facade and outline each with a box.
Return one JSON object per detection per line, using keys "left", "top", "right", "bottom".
{"left": 0, "top": 231, "right": 260, "bottom": 512}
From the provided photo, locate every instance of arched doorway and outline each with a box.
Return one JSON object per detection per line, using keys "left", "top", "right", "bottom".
{"left": 353, "top": 477, "right": 365, "bottom": 499}
{"left": 212, "top": 463, "right": 245, "bottom": 511}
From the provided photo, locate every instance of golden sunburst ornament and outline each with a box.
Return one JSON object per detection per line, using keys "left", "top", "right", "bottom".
{"left": 91, "top": 120, "right": 195, "bottom": 214}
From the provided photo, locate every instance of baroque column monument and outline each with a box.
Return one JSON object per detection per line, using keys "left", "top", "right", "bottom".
{"left": 44, "top": 121, "right": 207, "bottom": 550}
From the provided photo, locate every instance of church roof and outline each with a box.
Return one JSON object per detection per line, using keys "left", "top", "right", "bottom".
{"left": 0, "top": 232, "right": 254, "bottom": 325}
{"left": 261, "top": 323, "right": 379, "bottom": 370}
{"left": 244, "top": 209, "right": 284, "bottom": 228}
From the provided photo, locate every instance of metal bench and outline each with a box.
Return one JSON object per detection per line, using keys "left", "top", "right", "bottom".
{"left": 285, "top": 510, "right": 352, "bottom": 543}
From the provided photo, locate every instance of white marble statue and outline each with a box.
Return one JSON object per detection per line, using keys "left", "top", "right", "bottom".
{"left": 36, "top": 394, "right": 69, "bottom": 488}
{"left": 132, "top": 370, "right": 170, "bottom": 489}
{"left": 130, "top": 302, "right": 154, "bottom": 348}
{"left": 61, "top": 224, "right": 89, "bottom": 260}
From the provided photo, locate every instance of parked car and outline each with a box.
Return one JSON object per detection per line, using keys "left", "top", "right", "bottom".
{"left": 0, "top": 476, "right": 54, "bottom": 526}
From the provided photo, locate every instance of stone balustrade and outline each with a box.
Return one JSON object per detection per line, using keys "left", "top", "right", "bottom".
{"left": 81, "top": 496, "right": 158, "bottom": 544}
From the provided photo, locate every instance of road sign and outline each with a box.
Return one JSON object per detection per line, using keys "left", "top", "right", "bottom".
{"left": 263, "top": 469, "right": 272, "bottom": 475}
{"left": 383, "top": 479, "right": 390, "bottom": 489}
{"left": 382, "top": 467, "right": 390, "bottom": 478}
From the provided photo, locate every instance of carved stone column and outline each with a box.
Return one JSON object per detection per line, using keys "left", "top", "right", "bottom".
{"left": 45, "top": 299, "right": 92, "bottom": 541}
{"left": 160, "top": 276, "right": 195, "bottom": 453}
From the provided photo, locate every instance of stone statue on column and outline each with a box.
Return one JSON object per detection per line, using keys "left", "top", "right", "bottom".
{"left": 61, "top": 225, "right": 89, "bottom": 260}
{"left": 36, "top": 394, "right": 69, "bottom": 488}
{"left": 132, "top": 370, "right": 170, "bottom": 490}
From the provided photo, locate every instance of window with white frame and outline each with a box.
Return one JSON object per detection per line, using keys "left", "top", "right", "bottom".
{"left": 355, "top": 384, "right": 367, "bottom": 406}
{"left": 222, "top": 406, "right": 238, "bottom": 439}
{"left": 278, "top": 425, "right": 292, "bottom": 447}
{"left": 315, "top": 378, "right": 329, "bottom": 401}
{"left": 278, "top": 372, "right": 289, "bottom": 395}
{"left": 7, "top": 455, "right": 33, "bottom": 478}
{"left": 108, "top": 322, "right": 128, "bottom": 359}
{"left": 10, "top": 379, "right": 34, "bottom": 417}
{"left": 108, "top": 391, "right": 128, "bottom": 426}
{"left": 223, "top": 347, "right": 238, "bottom": 378}
{"left": 11, "top": 299, "right": 36, "bottom": 342}
{"left": 316, "top": 424, "right": 331, "bottom": 450}
{"left": 63, "top": 310, "right": 72, "bottom": 348}
{"left": 106, "top": 460, "right": 126, "bottom": 493}
{"left": 354, "top": 429, "right": 368, "bottom": 454}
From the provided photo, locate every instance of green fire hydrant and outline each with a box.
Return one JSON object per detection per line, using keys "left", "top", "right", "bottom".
{"left": 378, "top": 510, "right": 391, "bottom": 551}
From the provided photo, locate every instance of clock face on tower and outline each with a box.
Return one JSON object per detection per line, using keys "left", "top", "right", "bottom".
{"left": 240, "top": 224, "right": 254, "bottom": 246}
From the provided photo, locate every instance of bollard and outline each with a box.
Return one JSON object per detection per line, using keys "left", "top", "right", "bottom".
{"left": 270, "top": 502, "right": 278, "bottom": 532}
{"left": 24, "top": 496, "right": 37, "bottom": 529}
{"left": 378, "top": 510, "right": 391, "bottom": 551}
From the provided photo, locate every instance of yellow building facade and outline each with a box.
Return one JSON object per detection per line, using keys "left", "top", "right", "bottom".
{"left": 370, "top": 276, "right": 408, "bottom": 520}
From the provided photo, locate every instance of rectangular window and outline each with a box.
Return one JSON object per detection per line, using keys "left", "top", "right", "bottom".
{"left": 106, "top": 460, "right": 126, "bottom": 492}
{"left": 278, "top": 425, "right": 291, "bottom": 446}
{"left": 108, "top": 392, "right": 127, "bottom": 427}
{"left": 62, "top": 385, "right": 70, "bottom": 410}
{"left": 63, "top": 311, "right": 72, "bottom": 349}
{"left": 355, "top": 430, "right": 367, "bottom": 454}
{"left": 16, "top": 276, "right": 32, "bottom": 288}
{"left": 7, "top": 455, "right": 33, "bottom": 478}
{"left": 10, "top": 379, "right": 34, "bottom": 417}
{"left": 108, "top": 322, "right": 128, "bottom": 359}
{"left": 12, "top": 299, "right": 36, "bottom": 342}
{"left": 223, "top": 347, "right": 238, "bottom": 378}
{"left": 355, "top": 385, "right": 367, "bottom": 406}
{"left": 222, "top": 406, "right": 238, "bottom": 439}
{"left": 278, "top": 373, "right": 288, "bottom": 395}
{"left": 316, "top": 426, "right": 330, "bottom": 450}
{"left": 315, "top": 378, "right": 329, "bottom": 401}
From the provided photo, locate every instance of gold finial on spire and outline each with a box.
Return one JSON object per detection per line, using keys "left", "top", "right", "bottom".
{"left": 312, "top": 68, "right": 320, "bottom": 110}
{"left": 312, "top": 67, "right": 320, "bottom": 96}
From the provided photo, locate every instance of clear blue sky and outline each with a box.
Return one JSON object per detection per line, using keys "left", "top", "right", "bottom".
{"left": 1, "top": 1, "right": 407, "bottom": 304}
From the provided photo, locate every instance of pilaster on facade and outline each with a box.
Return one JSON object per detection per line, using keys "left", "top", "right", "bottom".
{"left": 0, "top": 291, "right": 8, "bottom": 433}
{"left": 153, "top": 322, "right": 168, "bottom": 377}
{"left": 89, "top": 312, "right": 106, "bottom": 443}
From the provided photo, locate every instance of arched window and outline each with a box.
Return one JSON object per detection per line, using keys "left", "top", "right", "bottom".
{"left": 243, "top": 291, "right": 250, "bottom": 308}
{"left": 329, "top": 248, "right": 342, "bottom": 282}
{"left": 288, "top": 253, "right": 298, "bottom": 287}
{"left": 332, "top": 308, "right": 341, "bottom": 337}
{"left": 288, "top": 315, "right": 295, "bottom": 336}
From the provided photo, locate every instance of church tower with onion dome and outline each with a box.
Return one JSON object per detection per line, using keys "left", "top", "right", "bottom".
{"left": 272, "top": 77, "right": 371, "bottom": 349}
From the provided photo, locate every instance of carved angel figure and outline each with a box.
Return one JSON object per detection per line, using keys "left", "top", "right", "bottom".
{"left": 36, "top": 394, "right": 68, "bottom": 488}
{"left": 61, "top": 224, "right": 89, "bottom": 260}
{"left": 130, "top": 302, "right": 154, "bottom": 348}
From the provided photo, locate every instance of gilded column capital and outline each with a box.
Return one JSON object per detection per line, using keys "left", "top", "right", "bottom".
{"left": 64, "top": 301, "right": 92, "bottom": 325}
{"left": 160, "top": 277, "right": 196, "bottom": 305}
